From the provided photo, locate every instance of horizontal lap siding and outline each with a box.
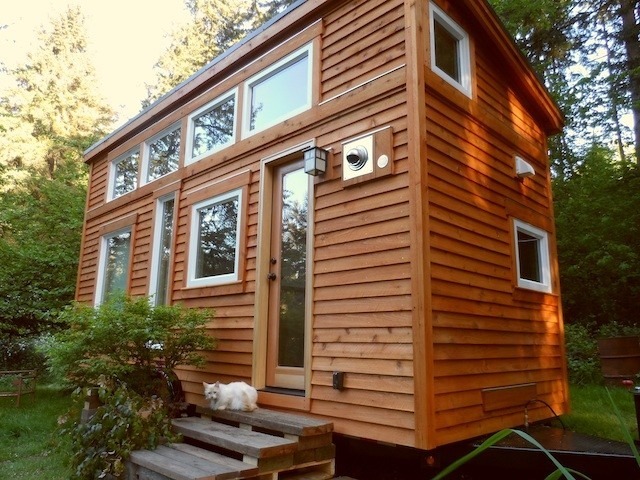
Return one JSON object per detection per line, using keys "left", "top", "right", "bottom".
{"left": 310, "top": 0, "right": 413, "bottom": 446}
{"left": 173, "top": 164, "right": 260, "bottom": 403}
{"left": 321, "top": 0, "right": 406, "bottom": 101}
{"left": 426, "top": 39, "right": 565, "bottom": 445}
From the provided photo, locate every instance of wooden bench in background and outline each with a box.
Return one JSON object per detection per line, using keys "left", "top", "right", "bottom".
{"left": 0, "top": 370, "right": 37, "bottom": 406}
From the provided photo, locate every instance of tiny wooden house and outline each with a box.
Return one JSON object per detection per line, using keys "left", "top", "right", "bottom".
{"left": 78, "top": 0, "right": 568, "bottom": 450}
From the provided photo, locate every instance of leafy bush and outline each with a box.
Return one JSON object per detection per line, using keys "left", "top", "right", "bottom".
{"left": 43, "top": 294, "right": 216, "bottom": 479}
{"left": 62, "top": 379, "right": 178, "bottom": 479}
{"left": 43, "top": 293, "right": 215, "bottom": 395}
{"left": 565, "top": 323, "right": 601, "bottom": 385}
{"left": 0, "top": 333, "right": 48, "bottom": 372}
{"left": 597, "top": 321, "right": 640, "bottom": 339}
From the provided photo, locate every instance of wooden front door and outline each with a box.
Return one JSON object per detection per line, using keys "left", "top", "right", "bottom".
{"left": 265, "top": 160, "right": 309, "bottom": 391}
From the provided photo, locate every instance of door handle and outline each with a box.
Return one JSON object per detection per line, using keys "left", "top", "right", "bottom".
{"left": 267, "top": 272, "right": 277, "bottom": 280}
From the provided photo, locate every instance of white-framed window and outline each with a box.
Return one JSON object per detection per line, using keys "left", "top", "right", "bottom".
{"left": 429, "top": 2, "right": 472, "bottom": 98}
{"left": 149, "top": 194, "right": 176, "bottom": 306}
{"left": 187, "top": 188, "right": 242, "bottom": 287}
{"left": 95, "top": 227, "right": 132, "bottom": 305}
{"left": 242, "top": 44, "right": 313, "bottom": 137}
{"left": 109, "top": 149, "right": 140, "bottom": 200}
{"left": 143, "top": 124, "right": 181, "bottom": 183}
{"left": 186, "top": 89, "right": 237, "bottom": 165}
{"left": 513, "top": 219, "right": 552, "bottom": 293}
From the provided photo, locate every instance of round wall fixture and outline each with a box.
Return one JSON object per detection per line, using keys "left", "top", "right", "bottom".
{"left": 377, "top": 154, "right": 389, "bottom": 169}
{"left": 346, "top": 146, "right": 369, "bottom": 171}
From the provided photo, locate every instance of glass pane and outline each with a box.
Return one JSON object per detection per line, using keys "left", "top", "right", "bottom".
{"left": 147, "top": 128, "right": 180, "bottom": 182}
{"left": 518, "top": 230, "right": 541, "bottom": 282}
{"left": 155, "top": 198, "right": 175, "bottom": 306}
{"left": 103, "top": 231, "right": 131, "bottom": 300}
{"left": 434, "top": 20, "right": 460, "bottom": 82}
{"left": 196, "top": 196, "right": 239, "bottom": 279}
{"left": 250, "top": 55, "right": 309, "bottom": 131}
{"left": 192, "top": 96, "right": 235, "bottom": 158}
{"left": 278, "top": 168, "right": 307, "bottom": 368}
{"left": 113, "top": 151, "right": 139, "bottom": 198}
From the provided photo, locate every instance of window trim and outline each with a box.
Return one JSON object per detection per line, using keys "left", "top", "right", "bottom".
{"left": 108, "top": 148, "right": 140, "bottom": 201}
{"left": 148, "top": 193, "right": 177, "bottom": 306}
{"left": 242, "top": 43, "right": 313, "bottom": 138}
{"left": 185, "top": 88, "right": 238, "bottom": 166}
{"left": 429, "top": 2, "right": 472, "bottom": 98}
{"left": 141, "top": 122, "right": 182, "bottom": 185}
{"left": 187, "top": 188, "right": 244, "bottom": 288}
{"left": 95, "top": 226, "right": 133, "bottom": 305}
{"left": 513, "top": 219, "right": 552, "bottom": 293}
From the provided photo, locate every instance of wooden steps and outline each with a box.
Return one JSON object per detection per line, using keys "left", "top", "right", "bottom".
{"left": 126, "top": 407, "right": 336, "bottom": 480}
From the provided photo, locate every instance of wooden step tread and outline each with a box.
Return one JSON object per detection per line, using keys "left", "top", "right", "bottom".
{"left": 195, "top": 406, "right": 333, "bottom": 437}
{"left": 129, "top": 444, "right": 255, "bottom": 480}
{"left": 172, "top": 417, "right": 298, "bottom": 459}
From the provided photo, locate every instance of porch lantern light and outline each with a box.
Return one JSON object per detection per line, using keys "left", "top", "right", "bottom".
{"left": 303, "top": 146, "right": 329, "bottom": 176}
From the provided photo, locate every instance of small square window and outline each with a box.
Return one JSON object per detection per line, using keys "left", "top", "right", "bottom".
{"left": 110, "top": 149, "right": 140, "bottom": 200}
{"left": 514, "top": 219, "right": 552, "bottom": 292}
{"left": 144, "top": 125, "right": 181, "bottom": 183}
{"left": 186, "top": 89, "right": 237, "bottom": 165}
{"left": 187, "top": 189, "right": 242, "bottom": 287}
{"left": 430, "top": 3, "right": 472, "bottom": 97}
{"left": 243, "top": 44, "right": 312, "bottom": 136}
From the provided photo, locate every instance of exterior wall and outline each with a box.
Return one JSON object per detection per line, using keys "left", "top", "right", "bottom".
{"left": 76, "top": 0, "right": 566, "bottom": 451}
{"left": 425, "top": 2, "right": 568, "bottom": 446}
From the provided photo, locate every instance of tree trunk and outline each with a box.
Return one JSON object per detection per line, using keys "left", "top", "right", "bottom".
{"left": 617, "top": 0, "right": 640, "bottom": 165}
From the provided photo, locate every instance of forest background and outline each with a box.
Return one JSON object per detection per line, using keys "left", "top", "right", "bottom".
{"left": 0, "top": 0, "right": 638, "bottom": 372}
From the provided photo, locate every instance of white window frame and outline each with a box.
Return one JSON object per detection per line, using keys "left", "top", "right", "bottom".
{"left": 429, "top": 2, "right": 472, "bottom": 98}
{"left": 108, "top": 148, "right": 140, "bottom": 201}
{"left": 187, "top": 188, "right": 243, "bottom": 288}
{"left": 513, "top": 219, "right": 552, "bottom": 293}
{"left": 185, "top": 88, "right": 238, "bottom": 166}
{"left": 149, "top": 194, "right": 176, "bottom": 306}
{"left": 242, "top": 43, "right": 313, "bottom": 138}
{"left": 141, "top": 123, "right": 182, "bottom": 185}
{"left": 95, "top": 227, "right": 132, "bottom": 305}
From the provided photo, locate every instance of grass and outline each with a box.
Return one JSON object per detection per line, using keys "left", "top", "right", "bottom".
{"left": 0, "top": 384, "right": 72, "bottom": 479}
{"left": 561, "top": 384, "right": 638, "bottom": 443}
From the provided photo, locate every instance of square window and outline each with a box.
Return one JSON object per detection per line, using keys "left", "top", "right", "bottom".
{"left": 243, "top": 44, "right": 312, "bottom": 136}
{"left": 188, "top": 189, "right": 242, "bottom": 287}
{"left": 430, "top": 3, "right": 472, "bottom": 97}
{"left": 186, "top": 90, "right": 237, "bottom": 164}
{"left": 144, "top": 125, "right": 181, "bottom": 183}
{"left": 96, "top": 228, "right": 132, "bottom": 305}
{"left": 111, "top": 149, "right": 139, "bottom": 199}
{"left": 514, "top": 219, "right": 552, "bottom": 292}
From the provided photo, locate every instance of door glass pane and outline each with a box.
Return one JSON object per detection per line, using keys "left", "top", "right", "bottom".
{"left": 277, "top": 168, "right": 307, "bottom": 368}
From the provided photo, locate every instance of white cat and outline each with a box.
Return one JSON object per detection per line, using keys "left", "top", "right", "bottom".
{"left": 202, "top": 381, "right": 258, "bottom": 412}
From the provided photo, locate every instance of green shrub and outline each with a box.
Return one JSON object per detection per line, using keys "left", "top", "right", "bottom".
{"left": 598, "top": 321, "right": 640, "bottom": 338}
{"left": 62, "top": 379, "right": 178, "bottom": 479}
{"left": 43, "top": 294, "right": 216, "bottom": 479}
{"left": 565, "top": 323, "right": 602, "bottom": 385}
{"left": 42, "top": 293, "right": 215, "bottom": 395}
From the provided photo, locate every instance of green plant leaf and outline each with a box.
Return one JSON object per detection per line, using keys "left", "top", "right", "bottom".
{"left": 606, "top": 387, "right": 640, "bottom": 467}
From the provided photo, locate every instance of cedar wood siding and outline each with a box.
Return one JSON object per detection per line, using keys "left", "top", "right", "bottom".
{"left": 425, "top": 2, "right": 567, "bottom": 446}
{"left": 76, "top": 0, "right": 566, "bottom": 451}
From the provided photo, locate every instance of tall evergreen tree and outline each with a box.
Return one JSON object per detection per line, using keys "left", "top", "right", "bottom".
{"left": 0, "top": 6, "right": 114, "bottom": 187}
{"left": 144, "top": 0, "right": 297, "bottom": 106}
